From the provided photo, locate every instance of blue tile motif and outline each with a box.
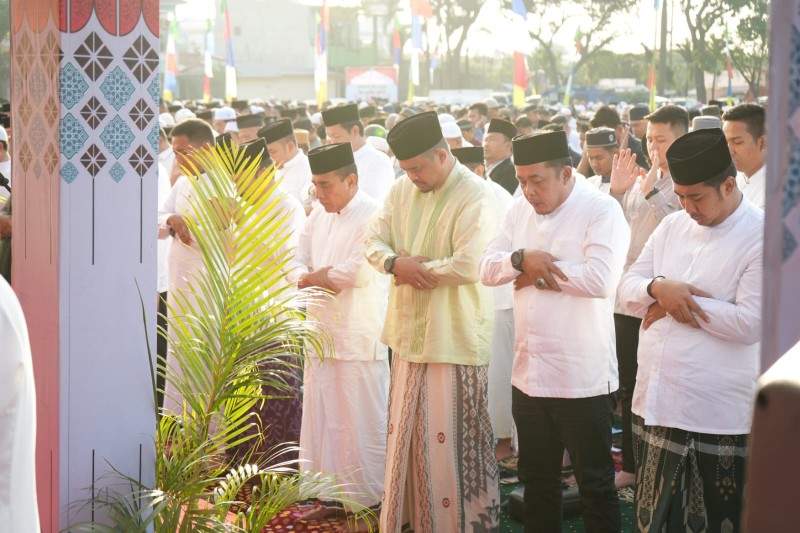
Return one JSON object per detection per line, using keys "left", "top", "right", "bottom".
{"left": 60, "top": 113, "right": 89, "bottom": 160}
{"left": 148, "top": 124, "right": 160, "bottom": 155}
{"left": 60, "top": 63, "right": 89, "bottom": 110}
{"left": 109, "top": 162, "right": 125, "bottom": 183}
{"left": 100, "top": 115, "right": 135, "bottom": 159}
{"left": 100, "top": 66, "right": 135, "bottom": 111}
{"left": 148, "top": 73, "right": 160, "bottom": 108}
{"left": 61, "top": 162, "right": 79, "bottom": 184}
{"left": 784, "top": 222, "right": 798, "bottom": 262}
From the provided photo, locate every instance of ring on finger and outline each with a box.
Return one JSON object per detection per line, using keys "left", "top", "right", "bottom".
{"left": 536, "top": 277, "right": 546, "bottom": 288}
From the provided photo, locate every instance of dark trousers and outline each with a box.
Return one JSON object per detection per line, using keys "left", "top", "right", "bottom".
{"left": 156, "top": 291, "right": 168, "bottom": 412}
{"left": 614, "top": 313, "right": 641, "bottom": 473}
{"left": 512, "top": 387, "right": 620, "bottom": 533}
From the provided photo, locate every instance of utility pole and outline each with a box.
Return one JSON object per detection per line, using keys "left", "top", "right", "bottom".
{"left": 658, "top": 0, "right": 668, "bottom": 95}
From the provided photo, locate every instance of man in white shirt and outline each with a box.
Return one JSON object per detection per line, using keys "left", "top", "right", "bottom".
{"left": 480, "top": 130, "right": 629, "bottom": 532}
{"left": 288, "top": 142, "right": 389, "bottom": 517}
{"left": 483, "top": 118, "right": 518, "bottom": 196}
{"left": 0, "top": 126, "right": 11, "bottom": 202}
{"left": 0, "top": 277, "right": 39, "bottom": 532}
{"left": 155, "top": 160, "right": 172, "bottom": 410}
{"left": 608, "top": 104, "right": 686, "bottom": 489}
{"left": 158, "top": 127, "right": 176, "bottom": 185}
{"left": 322, "top": 104, "right": 394, "bottom": 202}
{"left": 618, "top": 127, "right": 762, "bottom": 532}
{"left": 722, "top": 103, "right": 766, "bottom": 209}
{"left": 235, "top": 113, "right": 264, "bottom": 145}
{"left": 453, "top": 146, "right": 516, "bottom": 464}
{"left": 258, "top": 119, "right": 312, "bottom": 208}
{"left": 585, "top": 127, "right": 618, "bottom": 194}
{"left": 157, "top": 119, "right": 217, "bottom": 414}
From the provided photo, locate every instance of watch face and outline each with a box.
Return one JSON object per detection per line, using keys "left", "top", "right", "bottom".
{"left": 511, "top": 250, "right": 522, "bottom": 269}
{"left": 384, "top": 256, "right": 394, "bottom": 272}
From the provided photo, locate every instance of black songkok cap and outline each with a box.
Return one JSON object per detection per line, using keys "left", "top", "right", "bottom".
{"left": 629, "top": 105, "right": 649, "bottom": 121}
{"left": 322, "top": 103, "right": 359, "bottom": 127}
{"left": 308, "top": 142, "right": 355, "bottom": 175}
{"left": 452, "top": 146, "right": 484, "bottom": 165}
{"left": 167, "top": 104, "right": 183, "bottom": 114}
{"left": 237, "top": 138, "right": 272, "bottom": 170}
{"left": 216, "top": 132, "right": 233, "bottom": 150}
{"left": 258, "top": 118, "right": 294, "bottom": 144}
{"left": 666, "top": 128, "right": 733, "bottom": 186}
{"left": 236, "top": 113, "right": 264, "bottom": 129}
{"left": 359, "top": 105, "right": 377, "bottom": 119}
{"left": 386, "top": 111, "right": 443, "bottom": 160}
{"left": 457, "top": 119, "right": 474, "bottom": 130}
{"left": 536, "top": 119, "right": 551, "bottom": 129}
{"left": 512, "top": 130, "right": 570, "bottom": 166}
{"left": 486, "top": 118, "right": 517, "bottom": 141}
{"left": 585, "top": 127, "right": 618, "bottom": 148}
{"left": 279, "top": 108, "right": 295, "bottom": 119}
{"left": 206, "top": 101, "right": 221, "bottom": 109}
{"left": 231, "top": 99, "right": 248, "bottom": 110}
{"left": 0, "top": 103, "right": 10, "bottom": 113}
{"left": 701, "top": 104, "right": 722, "bottom": 117}
{"left": 195, "top": 109, "right": 213, "bottom": 121}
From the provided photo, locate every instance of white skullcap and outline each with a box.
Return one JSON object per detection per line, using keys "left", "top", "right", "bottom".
{"left": 174, "top": 108, "right": 196, "bottom": 123}
{"left": 159, "top": 112, "right": 175, "bottom": 128}
{"left": 214, "top": 107, "right": 236, "bottom": 121}
{"left": 437, "top": 113, "right": 456, "bottom": 124}
{"left": 441, "top": 122, "right": 462, "bottom": 139}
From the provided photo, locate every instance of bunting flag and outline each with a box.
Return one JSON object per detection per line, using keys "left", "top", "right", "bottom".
{"left": 163, "top": 14, "right": 178, "bottom": 102}
{"left": 648, "top": 61, "right": 657, "bottom": 110}
{"left": 574, "top": 27, "right": 583, "bottom": 56}
{"left": 724, "top": 24, "right": 735, "bottom": 105}
{"left": 511, "top": 0, "right": 528, "bottom": 107}
{"left": 409, "top": 0, "right": 432, "bottom": 101}
{"left": 315, "top": 0, "right": 329, "bottom": 106}
{"left": 203, "top": 18, "right": 214, "bottom": 102}
{"left": 392, "top": 16, "right": 402, "bottom": 70}
{"left": 430, "top": 39, "right": 440, "bottom": 86}
{"left": 221, "top": 0, "right": 237, "bottom": 101}
{"left": 563, "top": 69, "right": 573, "bottom": 106}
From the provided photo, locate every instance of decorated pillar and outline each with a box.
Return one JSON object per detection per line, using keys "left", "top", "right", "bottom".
{"left": 9, "top": 0, "right": 159, "bottom": 528}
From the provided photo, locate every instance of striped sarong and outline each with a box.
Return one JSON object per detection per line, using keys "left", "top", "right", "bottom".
{"left": 632, "top": 414, "right": 747, "bottom": 533}
{"left": 380, "top": 359, "right": 500, "bottom": 533}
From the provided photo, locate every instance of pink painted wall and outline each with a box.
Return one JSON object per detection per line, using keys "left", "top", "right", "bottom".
{"left": 10, "top": 0, "right": 61, "bottom": 529}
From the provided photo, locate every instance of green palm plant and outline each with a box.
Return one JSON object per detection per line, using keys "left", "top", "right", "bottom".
{"left": 68, "top": 142, "right": 376, "bottom": 532}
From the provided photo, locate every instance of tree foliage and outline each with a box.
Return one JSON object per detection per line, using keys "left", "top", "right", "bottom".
{"left": 729, "top": 0, "right": 769, "bottom": 99}
{"left": 429, "top": 0, "right": 485, "bottom": 89}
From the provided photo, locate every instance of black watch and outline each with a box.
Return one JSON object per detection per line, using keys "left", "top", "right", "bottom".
{"left": 510, "top": 248, "right": 525, "bottom": 272}
{"left": 384, "top": 255, "right": 399, "bottom": 274}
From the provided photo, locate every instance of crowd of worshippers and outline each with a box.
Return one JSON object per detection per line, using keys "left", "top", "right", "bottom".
{"left": 155, "top": 96, "right": 766, "bottom": 532}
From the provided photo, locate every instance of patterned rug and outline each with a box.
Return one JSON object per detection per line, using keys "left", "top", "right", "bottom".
{"left": 262, "top": 501, "right": 375, "bottom": 532}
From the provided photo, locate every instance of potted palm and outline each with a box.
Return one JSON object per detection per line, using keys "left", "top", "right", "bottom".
{"left": 69, "top": 142, "right": 375, "bottom": 532}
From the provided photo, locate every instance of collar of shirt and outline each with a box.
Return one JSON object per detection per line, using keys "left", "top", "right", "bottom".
{"left": 337, "top": 189, "right": 367, "bottom": 215}
{"left": 282, "top": 149, "right": 306, "bottom": 171}
{"left": 485, "top": 157, "right": 508, "bottom": 176}
{"left": 744, "top": 164, "right": 766, "bottom": 185}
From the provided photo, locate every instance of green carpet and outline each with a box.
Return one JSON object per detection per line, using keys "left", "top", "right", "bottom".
{"left": 497, "top": 478, "right": 635, "bottom": 532}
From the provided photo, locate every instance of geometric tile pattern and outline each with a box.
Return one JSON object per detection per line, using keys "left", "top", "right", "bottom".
{"left": 131, "top": 98, "right": 154, "bottom": 131}
{"left": 61, "top": 161, "right": 80, "bottom": 184}
{"left": 148, "top": 73, "right": 160, "bottom": 109}
{"left": 29, "top": 113, "right": 48, "bottom": 152}
{"left": 99, "top": 66, "right": 135, "bottom": 111}
{"left": 100, "top": 115, "right": 135, "bottom": 159}
{"left": 148, "top": 124, "right": 160, "bottom": 155}
{"left": 81, "top": 96, "right": 107, "bottom": 130}
{"left": 80, "top": 143, "right": 107, "bottom": 176}
{"left": 109, "top": 162, "right": 125, "bottom": 183}
{"left": 60, "top": 113, "right": 90, "bottom": 159}
{"left": 75, "top": 32, "right": 114, "bottom": 81}
{"left": 61, "top": 62, "right": 90, "bottom": 109}
{"left": 129, "top": 144, "right": 154, "bottom": 177}
{"left": 123, "top": 36, "right": 159, "bottom": 83}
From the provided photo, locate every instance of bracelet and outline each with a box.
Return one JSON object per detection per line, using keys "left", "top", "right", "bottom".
{"left": 644, "top": 187, "right": 659, "bottom": 200}
{"left": 646, "top": 276, "right": 665, "bottom": 299}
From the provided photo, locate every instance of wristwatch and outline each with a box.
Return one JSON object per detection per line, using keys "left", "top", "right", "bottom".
{"left": 644, "top": 187, "right": 660, "bottom": 200}
{"left": 384, "top": 255, "right": 399, "bottom": 274}
{"left": 647, "top": 276, "right": 665, "bottom": 298}
{"left": 510, "top": 249, "right": 525, "bottom": 272}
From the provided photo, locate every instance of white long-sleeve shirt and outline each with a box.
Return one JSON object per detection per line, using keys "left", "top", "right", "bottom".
{"left": 156, "top": 162, "right": 172, "bottom": 294}
{"left": 618, "top": 197, "right": 763, "bottom": 434}
{"left": 736, "top": 164, "right": 765, "bottom": 210}
{"left": 288, "top": 189, "right": 387, "bottom": 361}
{"left": 353, "top": 142, "right": 395, "bottom": 203}
{"left": 277, "top": 150, "right": 312, "bottom": 205}
{"left": 480, "top": 176, "right": 630, "bottom": 398}
{"left": 610, "top": 170, "right": 680, "bottom": 315}
{"left": 487, "top": 179, "right": 514, "bottom": 311}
